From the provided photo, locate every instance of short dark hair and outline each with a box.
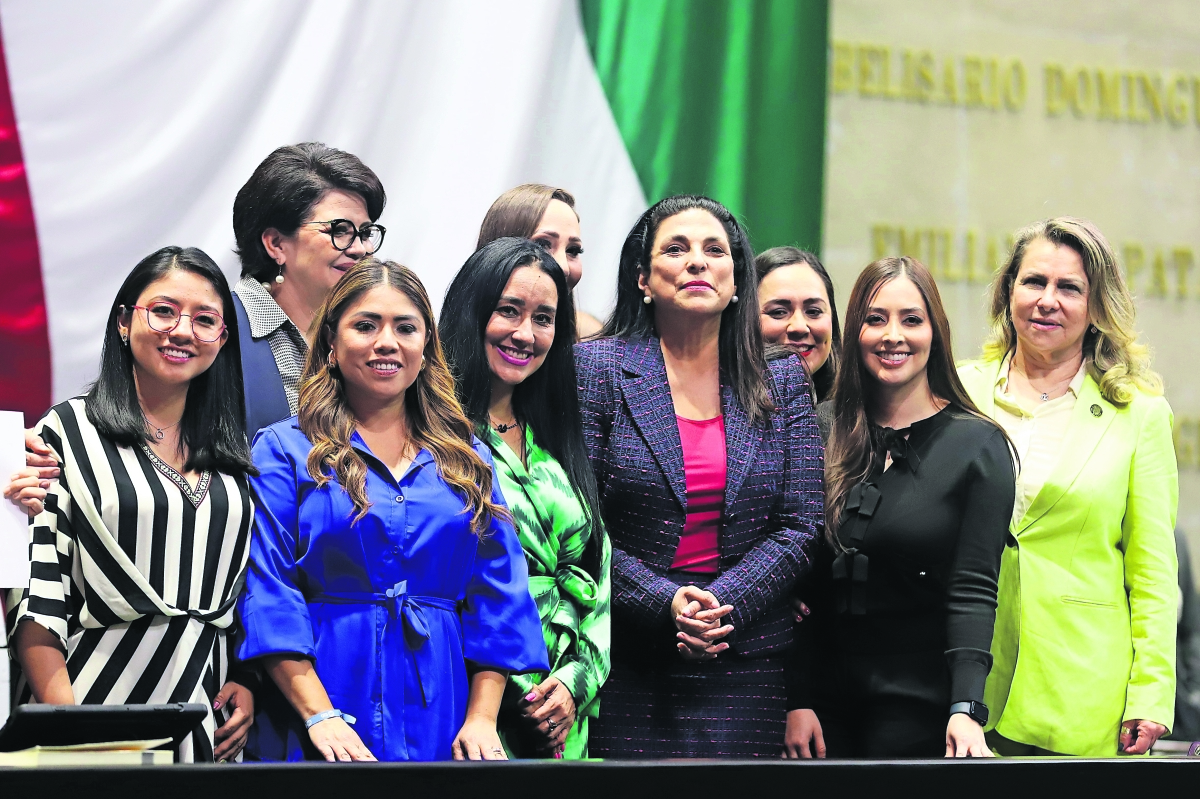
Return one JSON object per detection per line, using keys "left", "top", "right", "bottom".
{"left": 599, "top": 194, "right": 774, "bottom": 425}
{"left": 232, "top": 142, "right": 386, "bottom": 282}
{"left": 88, "top": 246, "right": 255, "bottom": 476}
{"left": 755, "top": 246, "right": 841, "bottom": 402}
{"left": 439, "top": 237, "right": 604, "bottom": 573}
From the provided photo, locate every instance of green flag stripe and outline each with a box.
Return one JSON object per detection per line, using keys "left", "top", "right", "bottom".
{"left": 580, "top": 0, "right": 829, "bottom": 253}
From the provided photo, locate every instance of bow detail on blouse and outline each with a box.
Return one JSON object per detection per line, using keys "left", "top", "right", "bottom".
{"left": 831, "top": 482, "right": 882, "bottom": 615}
{"left": 871, "top": 425, "right": 921, "bottom": 471}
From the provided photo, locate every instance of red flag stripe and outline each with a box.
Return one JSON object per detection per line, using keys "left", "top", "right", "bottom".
{"left": 0, "top": 18, "right": 51, "bottom": 425}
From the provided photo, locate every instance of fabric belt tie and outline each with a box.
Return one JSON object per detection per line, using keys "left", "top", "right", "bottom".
{"left": 528, "top": 564, "right": 598, "bottom": 687}
{"left": 527, "top": 565, "right": 597, "bottom": 656}
{"left": 311, "top": 582, "right": 458, "bottom": 707}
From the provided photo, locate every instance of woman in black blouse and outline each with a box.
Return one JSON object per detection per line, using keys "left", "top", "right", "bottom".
{"left": 784, "top": 256, "right": 1015, "bottom": 758}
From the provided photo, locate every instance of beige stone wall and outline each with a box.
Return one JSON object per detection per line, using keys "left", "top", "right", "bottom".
{"left": 824, "top": 0, "right": 1200, "bottom": 568}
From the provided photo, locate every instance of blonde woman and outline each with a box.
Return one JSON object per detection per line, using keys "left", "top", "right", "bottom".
{"left": 959, "top": 217, "right": 1178, "bottom": 756}
{"left": 238, "top": 258, "right": 547, "bottom": 762}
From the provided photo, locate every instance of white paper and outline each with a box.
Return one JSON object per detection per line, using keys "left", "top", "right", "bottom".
{"left": 0, "top": 410, "right": 31, "bottom": 589}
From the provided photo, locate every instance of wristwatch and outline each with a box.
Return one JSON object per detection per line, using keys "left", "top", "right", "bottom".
{"left": 949, "top": 701, "right": 988, "bottom": 726}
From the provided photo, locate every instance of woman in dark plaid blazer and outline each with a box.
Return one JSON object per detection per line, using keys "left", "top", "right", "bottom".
{"left": 575, "top": 195, "right": 824, "bottom": 758}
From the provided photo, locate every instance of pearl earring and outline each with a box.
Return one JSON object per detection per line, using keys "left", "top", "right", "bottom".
{"left": 275, "top": 273, "right": 285, "bottom": 284}
{"left": 731, "top": 295, "right": 739, "bottom": 304}
{"left": 643, "top": 295, "right": 652, "bottom": 305}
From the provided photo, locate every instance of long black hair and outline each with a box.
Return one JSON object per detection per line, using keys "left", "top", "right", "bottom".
{"left": 439, "top": 237, "right": 604, "bottom": 572}
{"left": 598, "top": 194, "right": 774, "bottom": 425}
{"left": 233, "top": 142, "right": 386, "bottom": 283}
{"left": 87, "top": 246, "right": 255, "bottom": 476}
{"left": 755, "top": 246, "right": 841, "bottom": 402}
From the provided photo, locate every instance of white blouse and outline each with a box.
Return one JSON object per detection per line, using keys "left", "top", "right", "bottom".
{"left": 990, "top": 354, "right": 1087, "bottom": 526}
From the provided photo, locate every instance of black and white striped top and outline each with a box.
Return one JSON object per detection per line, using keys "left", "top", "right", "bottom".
{"left": 5, "top": 397, "right": 253, "bottom": 762}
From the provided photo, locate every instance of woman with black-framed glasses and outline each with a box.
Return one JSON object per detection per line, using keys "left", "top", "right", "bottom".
{"left": 229, "top": 142, "right": 387, "bottom": 438}
{"left": 5, "top": 246, "right": 259, "bottom": 763}
{"left": 15, "top": 144, "right": 386, "bottom": 515}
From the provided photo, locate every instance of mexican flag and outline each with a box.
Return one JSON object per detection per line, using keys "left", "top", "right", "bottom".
{"left": 0, "top": 0, "right": 827, "bottom": 422}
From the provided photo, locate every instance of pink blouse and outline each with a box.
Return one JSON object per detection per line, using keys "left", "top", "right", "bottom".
{"left": 669, "top": 414, "right": 726, "bottom": 574}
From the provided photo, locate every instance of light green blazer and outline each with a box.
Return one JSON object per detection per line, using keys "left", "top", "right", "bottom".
{"left": 959, "top": 358, "right": 1178, "bottom": 756}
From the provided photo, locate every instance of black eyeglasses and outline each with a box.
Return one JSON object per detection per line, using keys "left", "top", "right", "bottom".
{"left": 301, "top": 219, "right": 386, "bottom": 254}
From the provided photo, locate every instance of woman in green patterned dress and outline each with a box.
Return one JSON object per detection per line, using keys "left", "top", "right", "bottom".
{"left": 440, "top": 236, "right": 611, "bottom": 759}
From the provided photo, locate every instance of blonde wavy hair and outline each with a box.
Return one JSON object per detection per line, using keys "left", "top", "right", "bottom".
{"left": 298, "top": 257, "right": 508, "bottom": 532}
{"left": 984, "top": 217, "right": 1162, "bottom": 406}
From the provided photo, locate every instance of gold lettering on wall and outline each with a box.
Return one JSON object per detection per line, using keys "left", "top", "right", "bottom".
{"left": 834, "top": 41, "right": 1200, "bottom": 131}
{"left": 1041, "top": 63, "right": 1198, "bottom": 126}
{"left": 872, "top": 225, "right": 1199, "bottom": 305}
{"left": 1175, "top": 418, "right": 1200, "bottom": 471}
{"left": 1175, "top": 248, "right": 1195, "bottom": 299}
{"left": 870, "top": 223, "right": 1010, "bottom": 282}
{"left": 831, "top": 42, "right": 1026, "bottom": 111}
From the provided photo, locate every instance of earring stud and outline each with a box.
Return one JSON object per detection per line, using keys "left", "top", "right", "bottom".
{"left": 731, "top": 295, "right": 739, "bottom": 304}
{"left": 643, "top": 295, "right": 652, "bottom": 305}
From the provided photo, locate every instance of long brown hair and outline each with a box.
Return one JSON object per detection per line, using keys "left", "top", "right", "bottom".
{"left": 825, "top": 257, "right": 1001, "bottom": 544}
{"left": 983, "top": 217, "right": 1161, "bottom": 406}
{"left": 298, "top": 257, "right": 507, "bottom": 532}
{"left": 476, "top": 183, "right": 577, "bottom": 248}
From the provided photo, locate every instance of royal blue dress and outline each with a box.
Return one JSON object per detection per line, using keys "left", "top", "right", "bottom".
{"left": 239, "top": 418, "right": 549, "bottom": 762}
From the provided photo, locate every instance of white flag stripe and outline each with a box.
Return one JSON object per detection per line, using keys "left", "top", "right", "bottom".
{"left": 0, "top": 0, "right": 647, "bottom": 402}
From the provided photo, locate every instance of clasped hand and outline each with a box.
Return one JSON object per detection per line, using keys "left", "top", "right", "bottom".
{"left": 671, "top": 585, "right": 734, "bottom": 661}
{"left": 519, "top": 676, "right": 576, "bottom": 756}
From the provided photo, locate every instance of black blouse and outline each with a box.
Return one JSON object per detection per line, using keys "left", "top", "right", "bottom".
{"left": 788, "top": 407, "right": 1015, "bottom": 709}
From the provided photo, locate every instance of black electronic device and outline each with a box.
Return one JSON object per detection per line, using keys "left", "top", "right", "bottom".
{"left": 0, "top": 703, "right": 207, "bottom": 755}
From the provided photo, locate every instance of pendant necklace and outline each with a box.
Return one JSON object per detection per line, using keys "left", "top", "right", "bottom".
{"left": 145, "top": 414, "right": 180, "bottom": 441}
{"left": 491, "top": 416, "right": 520, "bottom": 433}
{"left": 1040, "top": 392, "right": 1049, "bottom": 402}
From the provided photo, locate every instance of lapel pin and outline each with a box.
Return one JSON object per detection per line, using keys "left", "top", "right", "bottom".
{"left": 1090, "top": 404, "right": 1102, "bottom": 417}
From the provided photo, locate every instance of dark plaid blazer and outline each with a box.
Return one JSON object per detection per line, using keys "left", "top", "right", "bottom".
{"left": 575, "top": 336, "right": 823, "bottom": 658}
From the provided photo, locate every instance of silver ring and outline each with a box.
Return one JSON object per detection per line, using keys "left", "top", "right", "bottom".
{"left": 492, "top": 747, "right": 504, "bottom": 755}
{"left": 547, "top": 719, "right": 559, "bottom": 732}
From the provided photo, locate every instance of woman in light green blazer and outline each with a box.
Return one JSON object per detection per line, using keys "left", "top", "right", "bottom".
{"left": 958, "top": 217, "right": 1177, "bottom": 757}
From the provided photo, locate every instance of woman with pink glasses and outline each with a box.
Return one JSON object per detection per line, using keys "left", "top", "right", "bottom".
{"left": 4, "top": 246, "right": 257, "bottom": 762}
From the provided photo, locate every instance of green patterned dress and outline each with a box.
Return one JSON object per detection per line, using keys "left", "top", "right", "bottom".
{"left": 486, "top": 426, "right": 611, "bottom": 759}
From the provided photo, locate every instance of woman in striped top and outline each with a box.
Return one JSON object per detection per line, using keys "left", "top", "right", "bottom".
{"left": 5, "top": 246, "right": 258, "bottom": 762}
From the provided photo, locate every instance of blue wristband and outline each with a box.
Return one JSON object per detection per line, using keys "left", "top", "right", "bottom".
{"left": 305, "top": 709, "right": 357, "bottom": 729}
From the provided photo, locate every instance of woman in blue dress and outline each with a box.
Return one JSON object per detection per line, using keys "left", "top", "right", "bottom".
{"left": 238, "top": 257, "right": 548, "bottom": 762}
